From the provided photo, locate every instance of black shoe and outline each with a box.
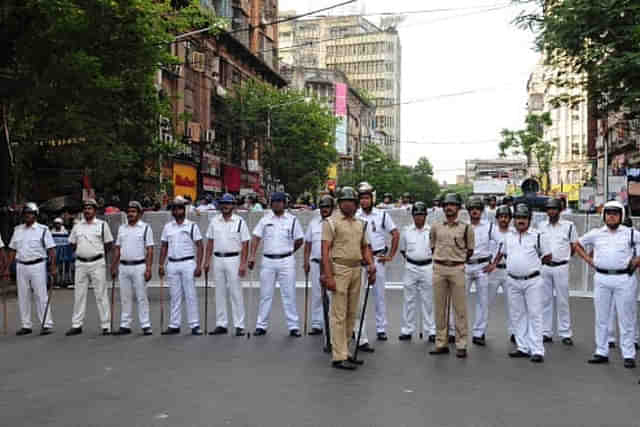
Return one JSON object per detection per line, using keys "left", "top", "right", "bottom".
{"left": 289, "top": 329, "right": 302, "bottom": 337}
{"left": 347, "top": 356, "right": 365, "bottom": 365}
{"left": 429, "top": 347, "right": 450, "bottom": 355}
{"left": 113, "top": 327, "right": 131, "bottom": 336}
{"left": 543, "top": 335, "right": 553, "bottom": 343}
{"left": 332, "top": 360, "right": 357, "bottom": 370}
{"left": 456, "top": 349, "right": 467, "bottom": 358}
{"left": 16, "top": 328, "right": 32, "bottom": 336}
{"left": 161, "top": 327, "right": 180, "bottom": 335}
{"left": 377, "top": 332, "right": 388, "bottom": 341}
{"left": 624, "top": 358, "right": 636, "bottom": 369}
{"left": 472, "top": 335, "right": 486, "bottom": 346}
{"left": 209, "top": 326, "right": 228, "bottom": 335}
{"left": 357, "top": 343, "right": 375, "bottom": 353}
{"left": 142, "top": 327, "right": 153, "bottom": 336}
{"left": 509, "top": 350, "right": 530, "bottom": 358}
{"left": 254, "top": 328, "right": 267, "bottom": 336}
{"left": 235, "top": 328, "right": 244, "bottom": 337}
{"left": 39, "top": 327, "right": 53, "bottom": 336}
{"left": 562, "top": 337, "right": 574, "bottom": 346}
{"left": 308, "top": 328, "right": 323, "bottom": 336}
{"left": 588, "top": 355, "right": 609, "bottom": 364}
{"left": 636, "top": 343, "right": 639, "bottom": 350}
{"left": 428, "top": 335, "right": 436, "bottom": 343}
{"left": 398, "top": 334, "right": 412, "bottom": 341}
{"left": 448, "top": 335, "right": 456, "bottom": 343}
{"left": 65, "top": 327, "right": 82, "bottom": 336}
{"left": 510, "top": 334, "right": 516, "bottom": 344}
{"left": 530, "top": 354, "right": 544, "bottom": 363}
{"left": 191, "top": 327, "right": 203, "bottom": 336}
{"left": 609, "top": 342, "right": 616, "bottom": 349}
{"left": 102, "top": 328, "right": 111, "bottom": 336}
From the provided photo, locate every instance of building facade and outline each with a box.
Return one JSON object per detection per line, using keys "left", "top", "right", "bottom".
{"left": 464, "top": 158, "right": 528, "bottom": 184}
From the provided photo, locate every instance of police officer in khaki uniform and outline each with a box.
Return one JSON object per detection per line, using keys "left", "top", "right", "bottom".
{"left": 429, "top": 193, "right": 474, "bottom": 358}
{"left": 322, "top": 187, "right": 376, "bottom": 370}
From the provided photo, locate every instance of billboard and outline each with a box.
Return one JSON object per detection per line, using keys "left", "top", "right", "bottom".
{"left": 173, "top": 163, "right": 197, "bottom": 201}
{"left": 473, "top": 179, "right": 507, "bottom": 194}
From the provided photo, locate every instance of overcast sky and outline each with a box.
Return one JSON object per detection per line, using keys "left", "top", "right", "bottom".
{"left": 279, "top": 0, "right": 540, "bottom": 184}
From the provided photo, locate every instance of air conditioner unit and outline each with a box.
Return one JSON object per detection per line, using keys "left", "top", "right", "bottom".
{"left": 210, "top": 56, "right": 220, "bottom": 77}
{"left": 191, "top": 52, "right": 205, "bottom": 73}
{"left": 163, "top": 134, "right": 173, "bottom": 143}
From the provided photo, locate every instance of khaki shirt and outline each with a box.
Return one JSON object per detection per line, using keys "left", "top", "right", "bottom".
{"left": 322, "top": 212, "right": 369, "bottom": 264}
{"left": 430, "top": 220, "right": 474, "bottom": 263}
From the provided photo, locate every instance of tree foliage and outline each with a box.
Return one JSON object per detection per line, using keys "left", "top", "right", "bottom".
{"left": 514, "top": 0, "right": 640, "bottom": 116}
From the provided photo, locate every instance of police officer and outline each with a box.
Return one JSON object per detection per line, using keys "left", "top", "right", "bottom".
{"left": 575, "top": 200, "right": 640, "bottom": 368}
{"left": 249, "top": 192, "right": 304, "bottom": 337}
{"left": 158, "top": 196, "right": 204, "bottom": 336}
{"left": 539, "top": 198, "right": 578, "bottom": 345}
{"left": 502, "top": 196, "right": 514, "bottom": 211}
{"left": 399, "top": 202, "right": 435, "bottom": 342}
{"left": 51, "top": 218, "right": 70, "bottom": 287}
{"left": 429, "top": 193, "right": 474, "bottom": 358}
{"left": 465, "top": 196, "right": 497, "bottom": 346}
{"left": 322, "top": 187, "right": 376, "bottom": 370}
{"left": 400, "top": 192, "right": 413, "bottom": 212}
{"left": 203, "top": 193, "right": 250, "bottom": 336}
{"left": 355, "top": 181, "right": 399, "bottom": 346}
{"left": 500, "top": 203, "right": 551, "bottom": 363}
{"left": 5, "top": 203, "right": 56, "bottom": 335}
{"left": 486, "top": 195, "right": 497, "bottom": 214}
{"left": 304, "top": 195, "right": 334, "bottom": 335}
{"left": 0, "top": 234, "right": 6, "bottom": 279}
{"left": 110, "top": 201, "right": 154, "bottom": 336}
{"left": 65, "top": 199, "right": 114, "bottom": 336}
{"left": 377, "top": 193, "right": 394, "bottom": 210}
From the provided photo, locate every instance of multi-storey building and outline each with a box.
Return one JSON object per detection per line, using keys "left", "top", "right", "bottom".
{"left": 279, "top": 13, "right": 402, "bottom": 160}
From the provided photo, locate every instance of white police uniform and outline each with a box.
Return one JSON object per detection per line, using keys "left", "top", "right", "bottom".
{"left": 488, "top": 225, "right": 515, "bottom": 338}
{"left": 400, "top": 223, "right": 435, "bottom": 336}
{"left": 355, "top": 207, "right": 397, "bottom": 344}
{"left": 253, "top": 211, "right": 304, "bottom": 331}
{"left": 9, "top": 223, "right": 55, "bottom": 329}
{"left": 69, "top": 218, "right": 114, "bottom": 330}
{"left": 539, "top": 219, "right": 578, "bottom": 339}
{"left": 579, "top": 225, "right": 640, "bottom": 360}
{"left": 304, "top": 214, "right": 326, "bottom": 330}
{"left": 161, "top": 219, "right": 202, "bottom": 330}
{"left": 503, "top": 228, "right": 550, "bottom": 357}
{"left": 206, "top": 214, "right": 250, "bottom": 329}
{"left": 115, "top": 220, "right": 153, "bottom": 330}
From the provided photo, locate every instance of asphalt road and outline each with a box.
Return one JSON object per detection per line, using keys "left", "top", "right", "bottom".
{"left": 0, "top": 288, "right": 638, "bottom": 427}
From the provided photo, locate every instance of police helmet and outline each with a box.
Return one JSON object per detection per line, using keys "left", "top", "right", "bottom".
{"left": 83, "top": 198, "right": 98, "bottom": 209}
{"left": 318, "top": 195, "right": 334, "bottom": 209}
{"left": 495, "top": 205, "right": 512, "bottom": 218}
{"left": 467, "top": 196, "right": 484, "bottom": 210}
{"left": 513, "top": 203, "right": 531, "bottom": 219}
{"left": 442, "top": 193, "right": 462, "bottom": 206}
{"left": 338, "top": 187, "right": 358, "bottom": 202}
{"left": 23, "top": 202, "right": 39, "bottom": 215}
{"left": 357, "top": 181, "right": 374, "bottom": 196}
{"left": 411, "top": 201, "right": 428, "bottom": 216}
{"left": 603, "top": 200, "right": 625, "bottom": 223}
{"left": 545, "top": 198, "right": 562, "bottom": 210}
{"left": 219, "top": 193, "right": 235, "bottom": 204}
{"left": 170, "top": 196, "right": 188, "bottom": 209}
{"left": 502, "top": 195, "right": 514, "bottom": 204}
{"left": 271, "top": 192, "right": 286, "bottom": 203}
{"left": 127, "top": 201, "right": 143, "bottom": 212}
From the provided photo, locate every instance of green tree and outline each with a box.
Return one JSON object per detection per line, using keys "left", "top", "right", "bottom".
{"left": 513, "top": 0, "right": 640, "bottom": 116}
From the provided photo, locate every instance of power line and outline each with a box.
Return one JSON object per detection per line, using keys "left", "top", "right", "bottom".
{"left": 360, "top": 3, "right": 512, "bottom": 16}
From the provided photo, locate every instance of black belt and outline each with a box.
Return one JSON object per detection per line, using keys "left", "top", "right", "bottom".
{"left": 214, "top": 252, "right": 239, "bottom": 258}
{"left": 547, "top": 260, "right": 568, "bottom": 267}
{"left": 169, "top": 256, "right": 195, "bottom": 262}
{"left": 264, "top": 252, "right": 293, "bottom": 259}
{"left": 434, "top": 260, "right": 465, "bottom": 267}
{"left": 595, "top": 267, "right": 629, "bottom": 275}
{"left": 17, "top": 258, "right": 46, "bottom": 265}
{"left": 509, "top": 271, "right": 540, "bottom": 281}
{"left": 407, "top": 257, "right": 432, "bottom": 267}
{"left": 77, "top": 254, "right": 104, "bottom": 263}
{"left": 467, "top": 256, "right": 491, "bottom": 265}
{"left": 311, "top": 259, "right": 320, "bottom": 264}
{"left": 496, "top": 264, "right": 506, "bottom": 269}
{"left": 372, "top": 247, "right": 388, "bottom": 256}
{"left": 120, "top": 260, "right": 145, "bottom": 266}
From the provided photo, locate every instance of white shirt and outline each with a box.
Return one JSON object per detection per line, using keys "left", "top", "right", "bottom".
{"left": 305, "top": 215, "right": 325, "bottom": 260}
{"left": 400, "top": 224, "right": 432, "bottom": 262}
{"left": 205, "top": 214, "right": 250, "bottom": 253}
{"left": 115, "top": 220, "right": 154, "bottom": 261}
{"left": 0, "top": 235, "right": 4, "bottom": 248}
{"left": 503, "top": 228, "right": 550, "bottom": 277}
{"left": 579, "top": 225, "right": 640, "bottom": 271}
{"left": 538, "top": 219, "right": 578, "bottom": 262}
{"left": 161, "top": 219, "right": 202, "bottom": 259}
{"left": 253, "top": 211, "right": 304, "bottom": 255}
{"left": 9, "top": 223, "right": 55, "bottom": 261}
{"left": 69, "top": 218, "right": 114, "bottom": 258}
{"left": 469, "top": 220, "right": 496, "bottom": 261}
{"left": 356, "top": 207, "right": 397, "bottom": 252}
{"left": 491, "top": 225, "right": 515, "bottom": 261}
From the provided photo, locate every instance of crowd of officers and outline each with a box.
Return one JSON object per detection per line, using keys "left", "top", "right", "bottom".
{"left": 1, "top": 185, "right": 639, "bottom": 379}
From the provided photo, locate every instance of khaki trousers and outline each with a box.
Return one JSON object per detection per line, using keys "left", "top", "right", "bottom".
{"left": 330, "top": 263, "right": 362, "bottom": 362}
{"left": 433, "top": 264, "right": 468, "bottom": 349}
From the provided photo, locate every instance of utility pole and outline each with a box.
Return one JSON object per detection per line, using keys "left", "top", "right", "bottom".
{"left": 604, "top": 130, "right": 609, "bottom": 201}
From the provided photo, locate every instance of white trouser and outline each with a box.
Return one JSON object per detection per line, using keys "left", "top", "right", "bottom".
{"left": 17, "top": 261, "right": 53, "bottom": 329}
{"left": 541, "top": 264, "right": 572, "bottom": 338}
{"left": 355, "top": 258, "right": 386, "bottom": 345}
{"left": 309, "top": 260, "right": 324, "bottom": 329}
{"left": 119, "top": 263, "right": 150, "bottom": 329}
{"left": 489, "top": 267, "right": 514, "bottom": 336}
{"left": 466, "top": 264, "right": 489, "bottom": 338}
{"left": 593, "top": 273, "right": 637, "bottom": 359}
{"left": 607, "top": 274, "right": 639, "bottom": 344}
{"left": 72, "top": 259, "right": 110, "bottom": 329}
{"left": 213, "top": 255, "right": 244, "bottom": 329}
{"left": 401, "top": 263, "right": 435, "bottom": 336}
{"left": 508, "top": 275, "right": 544, "bottom": 356}
{"left": 167, "top": 259, "right": 200, "bottom": 329}
{"left": 256, "top": 256, "right": 299, "bottom": 331}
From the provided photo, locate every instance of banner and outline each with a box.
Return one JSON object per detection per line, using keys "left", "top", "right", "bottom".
{"left": 173, "top": 163, "right": 197, "bottom": 201}
{"left": 335, "top": 83, "right": 347, "bottom": 154}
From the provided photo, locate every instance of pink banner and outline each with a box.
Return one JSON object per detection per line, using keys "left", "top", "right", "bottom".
{"left": 335, "top": 83, "right": 347, "bottom": 117}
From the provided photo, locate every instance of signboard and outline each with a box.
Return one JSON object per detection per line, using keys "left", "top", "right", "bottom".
{"left": 579, "top": 186, "right": 595, "bottom": 211}
{"left": 335, "top": 83, "right": 347, "bottom": 154}
{"left": 550, "top": 183, "right": 580, "bottom": 201}
{"left": 202, "top": 176, "right": 222, "bottom": 192}
{"left": 473, "top": 179, "right": 507, "bottom": 194}
{"left": 173, "top": 163, "right": 197, "bottom": 200}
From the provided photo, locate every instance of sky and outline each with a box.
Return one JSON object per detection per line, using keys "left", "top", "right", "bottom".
{"left": 278, "top": 0, "right": 541, "bottom": 184}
